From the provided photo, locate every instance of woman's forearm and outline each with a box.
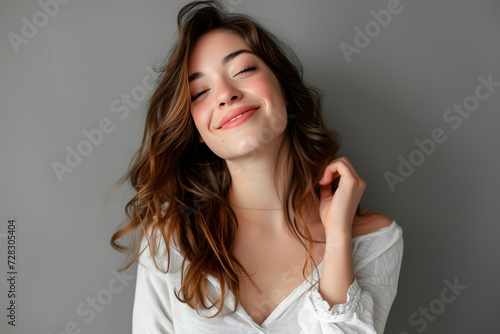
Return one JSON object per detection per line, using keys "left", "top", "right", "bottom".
{"left": 318, "top": 229, "right": 354, "bottom": 307}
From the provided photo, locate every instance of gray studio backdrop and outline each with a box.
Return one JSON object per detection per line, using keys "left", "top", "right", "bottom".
{"left": 1, "top": 0, "right": 499, "bottom": 333}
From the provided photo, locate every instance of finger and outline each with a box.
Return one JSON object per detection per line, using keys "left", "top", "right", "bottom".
{"left": 319, "top": 176, "right": 340, "bottom": 200}
{"left": 319, "top": 158, "right": 356, "bottom": 185}
{"left": 333, "top": 156, "right": 361, "bottom": 180}
{"left": 319, "top": 180, "right": 333, "bottom": 199}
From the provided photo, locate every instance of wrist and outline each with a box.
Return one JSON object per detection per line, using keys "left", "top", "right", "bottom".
{"left": 324, "top": 229, "right": 352, "bottom": 255}
{"left": 324, "top": 226, "right": 351, "bottom": 241}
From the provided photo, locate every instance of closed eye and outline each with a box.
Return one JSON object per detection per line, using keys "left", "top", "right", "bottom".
{"left": 237, "top": 66, "right": 256, "bottom": 75}
{"left": 190, "top": 66, "right": 257, "bottom": 102}
{"left": 191, "top": 89, "right": 208, "bottom": 102}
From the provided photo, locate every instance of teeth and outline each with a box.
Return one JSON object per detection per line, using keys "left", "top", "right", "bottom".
{"left": 229, "top": 113, "right": 245, "bottom": 122}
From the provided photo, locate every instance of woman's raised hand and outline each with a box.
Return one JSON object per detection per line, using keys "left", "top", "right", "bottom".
{"left": 318, "top": 156, "right": 366, "bottom": 235}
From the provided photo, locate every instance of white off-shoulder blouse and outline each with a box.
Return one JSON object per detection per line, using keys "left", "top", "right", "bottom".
{"left": 132, "top": 219, "right": 404, "bottom": 333}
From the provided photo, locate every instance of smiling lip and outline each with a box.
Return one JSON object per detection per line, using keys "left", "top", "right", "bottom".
{"left": 218, "top": 105, "right": 260, "bottom": 129}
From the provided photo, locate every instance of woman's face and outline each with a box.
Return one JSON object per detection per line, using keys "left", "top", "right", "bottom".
{"left": 188, "top": 28, "right": 288, "bottom": 161}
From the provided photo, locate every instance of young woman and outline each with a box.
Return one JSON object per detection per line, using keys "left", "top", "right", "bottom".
{"left": 110, "top": 1, "right": 404, "bottom": 333}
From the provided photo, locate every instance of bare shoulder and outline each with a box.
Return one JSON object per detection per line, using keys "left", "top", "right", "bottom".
{"left": 352, "top": 209, "right": 393, "bottom": 238}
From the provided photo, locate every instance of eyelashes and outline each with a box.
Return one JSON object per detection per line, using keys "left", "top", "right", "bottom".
{"left": 237, "top": 65, "right": 256, "bottom": 75}
{"left": 191, "top": 90, "right": 208, "bottom": 102}
{"left": 190, "top": 66, "right": 257, "bottom": 102}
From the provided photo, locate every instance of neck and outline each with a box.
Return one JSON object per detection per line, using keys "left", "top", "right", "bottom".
{"left": 225, "top": 132, "right": 293, "bottom": 231}
{"left": 227, "top": 133, "right": 290, "bottom": 207}
{"left": 225, "top": 134, "right": 322, "bottom": 235}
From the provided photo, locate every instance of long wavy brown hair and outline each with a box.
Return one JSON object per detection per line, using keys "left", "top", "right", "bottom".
{"left": 109, "top": 0, "right": 365, "bottom": 319}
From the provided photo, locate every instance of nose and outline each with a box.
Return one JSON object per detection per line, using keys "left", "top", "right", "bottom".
{"left": 216, "top": 78, "right": 241, "bottom": 107}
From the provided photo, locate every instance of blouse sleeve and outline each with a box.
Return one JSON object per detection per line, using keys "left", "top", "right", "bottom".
{"left": 297, "top": 221, "right": 404, "bottom": 334}
{"left": 132, "top": 236, "right": 175, "bottom": 334}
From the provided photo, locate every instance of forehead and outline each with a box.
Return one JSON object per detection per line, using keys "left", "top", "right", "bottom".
{"left": 188, "top": 29, "right": 252, "bottom": 71}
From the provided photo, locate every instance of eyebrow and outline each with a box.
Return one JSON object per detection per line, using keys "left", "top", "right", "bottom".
{"left": 188, "top": 49, "right": 255, "bottom": 83}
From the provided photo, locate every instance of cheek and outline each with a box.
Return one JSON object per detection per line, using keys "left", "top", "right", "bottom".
{"left": 191, "top": 107, "right": 210, "bottom": 132}
{"left": 252, "top": 75, "right": 285, "bottom": 106}
{"left": 251, "top": 75, "right": 275, "bottom": 95}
